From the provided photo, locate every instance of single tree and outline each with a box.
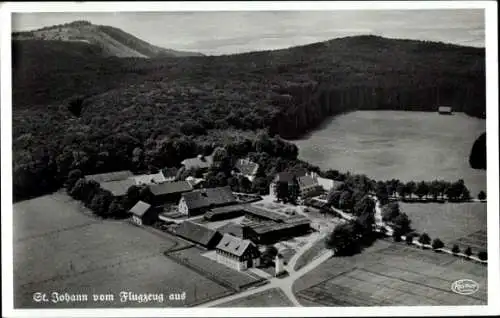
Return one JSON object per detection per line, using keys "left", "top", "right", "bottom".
{"left": 382, "top": 202, "right": 400, "bottom": 222}
{"left": 431, "top": 238, "right": 444, "bottom": 251}
{"left": 451, "top": 244, "right": 460, "bottom": 255}
{"left": 392, "top": 230, "right": 402, "bottom": 242}
{"left": 405, "top": 233, "right": 414, "bottom": 245}
{"left": 477, "top": 251, "right": 487, "bottom": 261}
{"left": 261, "top": 245, "right": 279, "bottom": 266}
{"left": 66, "top": 169, "right": 82, "bottom": 192}
{"left": 415, "top": 181, "right": 429, "bottom": 200}
{"left": 406, "top": 181, "right": 417, "bottom": 198}
{"left": 275, "top": 181, "right": 289, "bottom": 203}
{"left": 477, "top": 190, "right": 486, "bottom": 201}
{"left": 326, "top": 222, "right": 361, "bottom": 255}
{"left": 464, "top": 246, "right": 473, "bottom": 258}
{"left": 418, "top": 233, "right": 431, "bottom": 247}
{"left": 392, "top": 212, "right": 412, "bottom": 235}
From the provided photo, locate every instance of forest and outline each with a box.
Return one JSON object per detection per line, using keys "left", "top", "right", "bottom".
{"left": 12, "top": 35, "right": 486, "bottom": 200}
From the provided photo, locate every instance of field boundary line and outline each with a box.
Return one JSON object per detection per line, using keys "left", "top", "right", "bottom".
{"left": 361, "top": 267, "right": 485, "bottom": 301}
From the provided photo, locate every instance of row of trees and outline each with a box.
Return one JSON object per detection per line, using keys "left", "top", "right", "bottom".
{"left": 400, "top": 232, "right": 487, "bottom": 261}
{"left": 376, "top": 179, "right": 473, "bottom": 203}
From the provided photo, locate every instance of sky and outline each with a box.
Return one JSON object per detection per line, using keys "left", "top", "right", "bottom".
{"left": 12, "top": 10, "right": 485, "bottom": 55}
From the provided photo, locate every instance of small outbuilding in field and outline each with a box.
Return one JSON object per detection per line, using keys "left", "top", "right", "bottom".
{"left": 438, "top": 106, "right": 453, "bottom": 115}
{"left": 130, "top": 201, "right": 157, "bottom": 226}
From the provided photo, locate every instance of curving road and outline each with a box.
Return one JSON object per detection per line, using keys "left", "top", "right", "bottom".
{"left": 197, "top": 232, "right": 333, "bottom": 307}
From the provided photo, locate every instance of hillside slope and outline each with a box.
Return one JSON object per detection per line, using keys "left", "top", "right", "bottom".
{"left": 12, "top": 20, "right": 203, "bottom": 58}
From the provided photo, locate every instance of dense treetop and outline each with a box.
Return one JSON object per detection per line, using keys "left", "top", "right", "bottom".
{"left": 12, "top": 35, "right": 485, "bottom": 200}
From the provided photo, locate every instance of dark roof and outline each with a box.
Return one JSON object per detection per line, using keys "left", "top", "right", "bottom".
{"left": 161, "top": 167, "right": 179, "bottom": 179}
{"left": 217, "top": 222, "right": 245, "bottom": 238}
{"left": 84, "top": 170, "right": 133, "bottom": 183}
{"left": 181, "top": 155, "right": 213, "bottom": 170}
{"left": 273, "top": 172, "right": 296, "bottom": 184}
{"left": 242, "top": 205, "right": 287, "bottom": 222}
{"left": 100, "top": 178, "right": 136, "bottom": 196}
{"left": 297, "top": 175, "right": 319, "bottom": 189}
{"left": 235, "top": 159, "right": 259, "bottom": 176}
{"left": 181, "top": 186, "right": 237, "bottom": 211}
{"left": 175, "top": 221, "right": 221, "bottom": 247}
{"left": 216, "top": 234, "right": 257, "bottom": 257}
{"left": 149, "top": 181, "right": 193, "bottom": 196}
{"left": 247, "top": 217, "right": 310, "bottom": 235}
{"left": 129, "top": 201, "right": 152, "bottom": 217}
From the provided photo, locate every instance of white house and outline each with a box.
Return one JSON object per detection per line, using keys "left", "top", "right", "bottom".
{"left": 215, "top": 234, "right": 261, "bottom": 271}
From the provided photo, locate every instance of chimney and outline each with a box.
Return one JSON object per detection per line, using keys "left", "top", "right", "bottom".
{"left": 275, "top": 254, "right": 285, "bottom": 276}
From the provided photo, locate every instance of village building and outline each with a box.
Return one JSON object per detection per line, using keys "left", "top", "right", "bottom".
{"left": 215, "top": 234, "right": 261, "bottom": 271}
{"left": 438, "top": 106, "right": 453, "bottom": 115}
{"left": 161, "top": 167, "right": 179, "bottom": 182}
{"left": 178, "top": 186, "right": 237, "bottom": 217}
{"left": 99, "top": 178, "right": 136, "bottom": 198}
{"left": 303, "top": 171, "right": 344, "bottom": 192}
{"left": 129, "top": 201, "right": 158, "bottom": 226}
{"left": 243, "top": 216, "right": 311, "bottom": 244}
{"left": 131, "top": 171, "right": 166, "bottom": 186}
{"left": 215, "top": 206, "right": 311, "bottom": 244}
{"left": 297, "top": 174, "right": 323, "bottom": 198}
{"left": 233, "top": 158, "right": 260, "bottom": 182}
{"left": 84, "top": 170, "right": 133, "bottom": 183}
{"left": 174, "top": 221, "right": 223, "bottom": 249}
{"left": 181, "top": 154, "right": 214, "bottom": 171}
{"left": 269, "top": 172, "right": 297, "bottom": 198}
{"left": 149, "top": 181, "right": 193, "bottom": 206}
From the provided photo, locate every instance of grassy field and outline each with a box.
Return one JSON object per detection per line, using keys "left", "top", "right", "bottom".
{"left": 294, "top": 111, "right": 486, "bottom": 196}
{"left": 215, "top": 288, "right": 294, "bottom": 307}
{"left": 402, "top": 202, "right": 487, "bottom": 251}
{"left": 167, "top": 247, "right": 264, "bottom": 291}
{"left": 293, "top": 240, "right": 487, "bottom": 306}
{"left": 13, "top": 192, "right": 232, "bottom": 308}
{"left": 293, "top": 237, "right": 327, "bottom": 271}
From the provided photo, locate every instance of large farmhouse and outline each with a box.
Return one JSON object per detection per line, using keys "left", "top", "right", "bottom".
{"left": 84, "top": 170, "right": 133, "bottom": 183}
{"left": 178, "top": 186, "right": 237, "bottom": 217}
{"left": 99, "top": 178, "right": 136, "bottom": 198}
{"left": 215, "top": 234, "right": 261, "bottom": 271}
{"left": 181, "top": 154, "right": 213, "bottom": 171}
{"left": 297, "top": 174, "right": 323, "bottom": 198}
{"left": 131, "top": 171, "right": 166, "bottom": 186}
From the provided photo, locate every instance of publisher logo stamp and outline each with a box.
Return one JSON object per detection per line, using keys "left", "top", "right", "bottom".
{"left": 451, "top": 279, "right": 479, "bottom": 295}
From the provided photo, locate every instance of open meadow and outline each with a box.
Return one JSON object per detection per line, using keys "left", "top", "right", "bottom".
{"left": 294, "top": 111, "right": 486, "bottom": 196}
{"left": 293, "top": 240, "right": 487, "bottom": 306}
{"left": 215, "top": 288, "right": 294, "bottom": 307}
{"left": 401, "top": 202, "right": 487, "bottom": 251}
{"left": 13, "top": 192, "right": 233, "bottom": 308}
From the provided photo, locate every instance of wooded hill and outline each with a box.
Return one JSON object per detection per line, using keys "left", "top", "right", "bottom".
{"left": 12, "top": 34, "right": 486, "bottom": 200}
{"left": 13, "top": 20, "right": 203, "bottom": 58}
